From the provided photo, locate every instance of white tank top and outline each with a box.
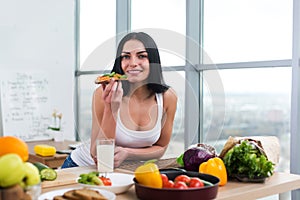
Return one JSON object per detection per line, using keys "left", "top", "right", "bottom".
{"left": 71, "top": 93, "right": 164, "bottom": 166}
{"left": 115, "top": 93, "right": 163, "bottom": 148}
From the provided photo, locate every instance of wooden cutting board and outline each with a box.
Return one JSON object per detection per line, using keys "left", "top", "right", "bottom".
{"left": 41, "top": 170, "right": 78, "bottom": 188}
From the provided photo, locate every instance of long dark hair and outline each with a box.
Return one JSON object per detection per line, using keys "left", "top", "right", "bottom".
{"left": 111, "top": 32, "right": 169, "bottom": 96}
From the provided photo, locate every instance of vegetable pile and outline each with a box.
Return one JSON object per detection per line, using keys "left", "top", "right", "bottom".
{"left": 222, "top": 140, "right": 274, "bottom": 179}
{"left": 178, "top": 143, "right": 216, "bottom": 172}
{"left": 161, "top": 174, "right": 211, "bottom": 189}
{"left": 78, "top": 171, "right": 112, "bottom": 186}
{"left": 134, "top": 161, "right": 214, "bottom": 189}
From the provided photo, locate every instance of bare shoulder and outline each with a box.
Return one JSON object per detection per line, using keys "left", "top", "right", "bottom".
{"left": 93, "top": 86, "right": 103, "bottom": 100}
{"left": 163, "top": 88, "right": 178, "bottom": 106}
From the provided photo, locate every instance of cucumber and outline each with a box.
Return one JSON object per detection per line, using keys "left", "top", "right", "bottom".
{"left": 33, "top": 162, "right": 50, "bottom": 172}
{"left": 33, "top": 162, "right": 57, "bottom": 181}
{"left": 40, "top": 168, "right": 57, "bottom": 181}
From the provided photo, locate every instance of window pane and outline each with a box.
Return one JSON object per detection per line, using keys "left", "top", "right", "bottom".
{"left": 203, "top": 67, "right": 291, "bottom": 173}
{"left": 131, "top": 0, "right": 186, "bottom": 66}
{"left": 162, "top": 71, "right": 185, "bottom": 158}
{"left": 203, "top": 0, "right": 293, "bottom": 63}
{"left": 80, "top": 0, "right": 116, "bottom": 70}
{"left": 77, "top": 75, "right": 99, "bottom": 141}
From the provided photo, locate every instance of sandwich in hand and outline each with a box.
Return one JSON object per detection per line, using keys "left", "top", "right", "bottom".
{"left": 95, "top": 72, "right": 127, "bottom": 84}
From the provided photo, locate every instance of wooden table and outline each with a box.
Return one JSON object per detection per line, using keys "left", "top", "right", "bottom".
{"left": 40, "top": 165, "right": 300, "bottom": 200}
{"left": 26, "top": 140, "right": 79, "bottom": 168}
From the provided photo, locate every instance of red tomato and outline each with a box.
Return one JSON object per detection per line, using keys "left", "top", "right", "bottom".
{"left": 174, "top": 175, "right": 191, "bottom": 184}
{"left": 173, "top": 181, "right": 188, "bottom": 189}
{"left": 189, "top": 177, "right": 204, "bottom": 188}
{"left": 164, "top": 180, "right": 175, "bottom": 188}
{"left": 160, "top": 174, "right": 169, "bottom": 185}
{"left": 99, "top": 176, "right": 112, "bottom": 186}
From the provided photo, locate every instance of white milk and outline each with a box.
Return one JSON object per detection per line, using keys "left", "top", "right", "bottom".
{"left": 97, "top": 143, "right": 114, "bottom": 172}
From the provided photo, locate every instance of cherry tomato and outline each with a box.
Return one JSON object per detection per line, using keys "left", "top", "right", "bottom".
{"left": 164, "top": 180, "right": 175, "bottom": 188}
{"left": 174, "top": 175, "right": 191, "bottom": 185}
{"left": 99, "top": 176, "right": 112, "bottom": 186}
{"left": 173, "top": 181, "right": 188, "bottom": 189}
{"left": 189, "top": 177, "right": 204, "bottom": 188}
{"left": 160, "top": 174, "right": 169, "bottom": 185}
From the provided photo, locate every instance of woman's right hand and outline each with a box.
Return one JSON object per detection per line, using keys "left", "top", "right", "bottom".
{"left": 101, "top": 79, "right": 123, "bottom": 113}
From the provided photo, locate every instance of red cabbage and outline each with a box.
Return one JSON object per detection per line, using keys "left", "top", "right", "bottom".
{"left": 183, "top": 143, "right": 216, "bottom": 171}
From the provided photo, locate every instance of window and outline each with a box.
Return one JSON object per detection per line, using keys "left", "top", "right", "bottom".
{"left": 204, "top": 67, "right": 291, "bottom": 173}
{"left": 77, "top": 1, "right": 116, "bottom": 141}
{"left": 203, "top": 0, "right": 292, "bottom": 63}
{"left": 79, "top": 0, "right": 116, "bottom": 70}
{"left": 131, "top": 0, "right": 186, "bottom": 66}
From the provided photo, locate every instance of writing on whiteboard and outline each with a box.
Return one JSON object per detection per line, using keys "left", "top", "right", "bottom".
{"left": 0, "top": 72, "right": 52, "bottom": 141}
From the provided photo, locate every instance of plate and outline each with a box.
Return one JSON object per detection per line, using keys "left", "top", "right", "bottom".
{"left": 38, "top": 187, "right": 116, "bottom": 200}
{"left": 77, "top": 172, "right": 134, "bottom": 194}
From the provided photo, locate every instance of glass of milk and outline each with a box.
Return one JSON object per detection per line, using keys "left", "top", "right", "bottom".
{"left": 97, "top": 139, "right": 115, "bottom": 173}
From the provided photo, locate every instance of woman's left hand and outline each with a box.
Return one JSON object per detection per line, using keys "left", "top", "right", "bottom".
{"left": 114, "top": 146, "right": 128, "bottom": 168}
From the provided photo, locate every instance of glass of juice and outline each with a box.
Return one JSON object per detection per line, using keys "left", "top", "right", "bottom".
{"left": 97, "top": 138, "right": 115, "bottom": 173}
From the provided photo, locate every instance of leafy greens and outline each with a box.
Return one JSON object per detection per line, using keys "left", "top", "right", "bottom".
{"left": 223, "top": 140, "right": 274, "bottom": 179}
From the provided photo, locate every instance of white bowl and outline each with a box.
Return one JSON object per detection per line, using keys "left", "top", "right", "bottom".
{"left": 77, "top": 172, "right": 134, "bottom": 194}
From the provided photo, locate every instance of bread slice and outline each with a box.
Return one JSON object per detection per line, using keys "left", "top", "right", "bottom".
{"left": 62, "top": 189, "right": 82, "bottom": 200}
{"left": 53, "top": 195, "right": 70, "bottom": 200}
{"left": 74, "top": 188, "right": 107, "bottom": 200}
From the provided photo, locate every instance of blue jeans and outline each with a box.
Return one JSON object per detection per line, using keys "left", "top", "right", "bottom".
{"left": 61, "top": 154, "right": 78, "bottom": 168}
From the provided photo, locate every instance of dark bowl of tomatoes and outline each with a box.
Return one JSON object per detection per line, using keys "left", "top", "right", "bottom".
{"left": 134, "top": 168, "right": 220, "bottom": 200}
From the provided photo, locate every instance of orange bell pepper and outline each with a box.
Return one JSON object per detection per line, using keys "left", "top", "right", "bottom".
{"left": 199, "top": 157, "right": 227, "bottom": 186}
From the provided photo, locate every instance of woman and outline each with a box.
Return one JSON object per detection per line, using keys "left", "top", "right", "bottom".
{"left": 61, "top": 32, "right": 177, "bottom": 168}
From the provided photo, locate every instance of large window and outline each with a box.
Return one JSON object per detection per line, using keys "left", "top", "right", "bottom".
{"left": 202, "top": 0, "right": 293, "bottom": 175}
{"left": 77, "top": 0, "right": 294, "bottom": 175}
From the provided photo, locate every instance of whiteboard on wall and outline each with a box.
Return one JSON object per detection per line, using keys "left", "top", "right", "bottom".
{"left": 0, "top": 72, "right": 51, "bottom": 141}
{"left": 0, "top": 0, "right": 76, "bottom": 141}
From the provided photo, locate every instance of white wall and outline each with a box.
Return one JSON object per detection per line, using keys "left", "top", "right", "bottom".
{"left": 0, "top": 0, "right": 76, "bottom": 141}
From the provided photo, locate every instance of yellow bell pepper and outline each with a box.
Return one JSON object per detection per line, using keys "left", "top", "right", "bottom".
{"left": 199, "top": 157, "right": 227, "bottom": 186}
{"left": 134, "top": 162, "right": 162, "bottom": 188}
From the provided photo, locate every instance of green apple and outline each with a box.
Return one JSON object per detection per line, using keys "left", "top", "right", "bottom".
{"left": 0, "top": 153, "right": 26, "bottom": 187}
{"left": 22, "top": 162, "right": 41, "bottom": 186}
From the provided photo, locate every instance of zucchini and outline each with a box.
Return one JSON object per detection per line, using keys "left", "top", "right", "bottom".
{"left": 33, "top": 162, "right": 57, "bottom": 181}
{"left": 33, "top": 162, "right": 50, "bottom": 172}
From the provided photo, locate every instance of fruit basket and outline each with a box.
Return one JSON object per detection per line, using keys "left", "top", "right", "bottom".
{"left": 134, "top": 168, "right": 220, "bottom": 200}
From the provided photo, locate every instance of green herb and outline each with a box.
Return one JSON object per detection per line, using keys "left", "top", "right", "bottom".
{"left": 223, "top": 140, "right": 274, "bottom": 178}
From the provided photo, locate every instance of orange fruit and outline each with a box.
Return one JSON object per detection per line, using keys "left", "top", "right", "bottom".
{"left": 0, "top": 136, "right": 29, "bottom": 161}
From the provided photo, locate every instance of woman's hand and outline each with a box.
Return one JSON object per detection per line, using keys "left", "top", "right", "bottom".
{"left": 114, "top": 146, "right": 129, "bottom": 168}
{"left": 101, "top": 79, "right": 123, "bottom": 113}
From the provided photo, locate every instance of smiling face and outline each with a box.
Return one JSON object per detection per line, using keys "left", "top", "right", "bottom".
{"left": 121, "top": 39, "right": 150, "bottom": 84}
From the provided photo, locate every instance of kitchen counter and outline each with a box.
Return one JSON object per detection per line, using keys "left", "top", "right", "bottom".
{"left": 40, "top": 163, "right": 300, "bottom": 200}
